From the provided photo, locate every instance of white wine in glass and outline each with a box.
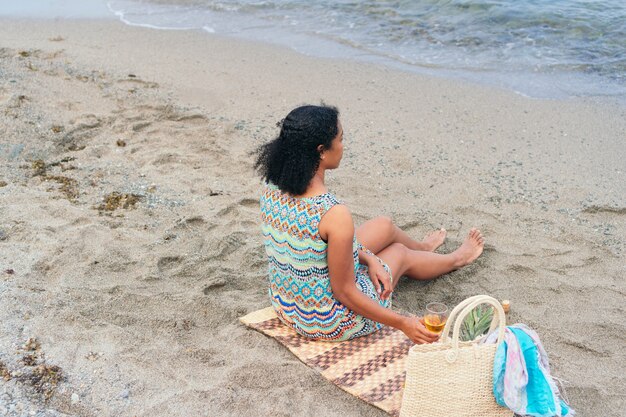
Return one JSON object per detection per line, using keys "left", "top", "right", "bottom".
{"left": 424, "top": 302, "right": 448, "bottom": 334}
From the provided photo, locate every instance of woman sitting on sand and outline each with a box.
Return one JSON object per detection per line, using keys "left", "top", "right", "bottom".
{"left": 255, "top": 104, "right": 484, "bottom": 344}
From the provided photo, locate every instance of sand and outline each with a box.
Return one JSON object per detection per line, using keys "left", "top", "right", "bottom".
{"left": 0, "top": 17, "right": 624, "bottom": 417}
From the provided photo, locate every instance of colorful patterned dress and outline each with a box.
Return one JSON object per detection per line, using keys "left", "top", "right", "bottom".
{"left": 260, "top": 183, "right": 392, "bottom": 341}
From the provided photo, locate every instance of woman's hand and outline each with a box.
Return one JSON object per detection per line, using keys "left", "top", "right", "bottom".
{"left": 400, "top": 316, "right": 440, "bottom": 344}
{"left": 367, "top": 260, "right": 392, "bottom": 301}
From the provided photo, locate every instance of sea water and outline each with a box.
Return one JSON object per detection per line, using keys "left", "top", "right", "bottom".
{"left": 2, "top": 0, "right": 625, "bottom": 101}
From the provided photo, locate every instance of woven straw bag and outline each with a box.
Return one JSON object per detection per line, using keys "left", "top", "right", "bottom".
{"left": 400, "top": 295, "right": 513, "bottom": 417}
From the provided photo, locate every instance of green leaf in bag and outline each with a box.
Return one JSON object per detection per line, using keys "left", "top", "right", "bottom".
{"left": 460, "top": 305, "right": 494, "bottom": 341}
{"left": 476, "top": 307, "right": 494, "bottom": 330}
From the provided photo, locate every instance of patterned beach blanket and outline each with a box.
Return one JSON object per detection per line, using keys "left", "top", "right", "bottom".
{"left": 240, "top": 307, "right": 412, "bottom": 416}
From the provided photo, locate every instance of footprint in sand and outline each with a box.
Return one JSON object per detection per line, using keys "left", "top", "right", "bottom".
{"left": 204, "top": 231, "right": 248, "bottom": 260}
{"left": 131, "top": 121, "right": 152, "bottom": 132}
{"left": 216, "top": 204, "right": 239, "bottom": 218}
{"left": 151, "top": 153, "right": 188, "bottom": 167}
{"left": 58, "top": 114, "right": 103, "bottom": 151}
{"left": 185, "top": 348, "right": 225, "bottom": 367}
{"left": 115, "top": 78, "right": 159, "bottom": 89}
{"left": 202, "top": 278, "right": 227, "bottom": 294}
{"left": 176, "top": 216, "right": 207, "bottom": 229}
{"left": 157, "top": 255, "right": 183, "bottom": 272}
{"left": 217, "top": 199, "right": 259, "bottom": 219}
{"left": 238, "top": 198, "right": 259, "bottom": 209}
{"left": 582, "top": 205, "right": 626, "bottom": 215}
{"left": 228, "top": 362, "right": 293, "bottom": 389}
{"left": 507, "top": 264, "right": 536, "bottom": 275}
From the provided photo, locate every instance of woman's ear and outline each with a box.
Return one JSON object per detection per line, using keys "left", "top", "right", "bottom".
{"left": 317, "top": 144, "right": 325, "bottom": 156}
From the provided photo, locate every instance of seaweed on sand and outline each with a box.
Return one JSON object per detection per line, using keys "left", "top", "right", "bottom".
{"left": 30, "top": 159, "right": 80, "bottom": 201}
{"left": 0, "top": 360, "right": 11, "bottom": 381}
{"left": 31, "top": 159, "right": 47, "bottom": 177}
{"left": 27, "top": 364, "right": 64, "bottom": 400}
{"left": 44, "top": 175, "right": 79, "bottom": 201}
{"left": 97, "top": 192, "right": 143, "bottom": 211}
{"left": 16, "top": 337, "right": 64, "bottom": 401}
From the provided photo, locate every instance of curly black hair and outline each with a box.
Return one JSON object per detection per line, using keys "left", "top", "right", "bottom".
{"left": 254, "top": 104, "right": 339, "bottom": 195}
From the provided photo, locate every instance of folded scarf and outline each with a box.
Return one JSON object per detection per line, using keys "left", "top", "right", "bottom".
{"left": 485, "top": 324, "right": 574, "bottom": 417}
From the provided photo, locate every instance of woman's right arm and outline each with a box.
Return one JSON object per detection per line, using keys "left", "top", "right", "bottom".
{"left": 319, "top": 205, "right": 438, "bottom": 345}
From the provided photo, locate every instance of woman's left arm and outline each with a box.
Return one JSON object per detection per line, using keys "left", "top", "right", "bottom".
{"left": 358, "top": 247, "right": 392, "bottom": 301}
{"left": 320, "top": 205, "right": 438, "bottom": 345}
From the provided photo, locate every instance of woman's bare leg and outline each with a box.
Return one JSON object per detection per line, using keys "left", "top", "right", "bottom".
{"left": 356, "top": 216, "right": 446, "bottom": 254}
{"left": 378, "top": 229, "right": 485, "bottom": 290}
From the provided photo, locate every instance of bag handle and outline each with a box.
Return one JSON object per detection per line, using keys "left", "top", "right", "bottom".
{"left": 438, "top": 295, "right": 506, "bottom": 363}
{"left": 442, "top": 295, "right": 506, "bottom": 352}
{"left": 454, "top": 296, "right": 506, "bottom": 347}
{"left": 440, "top": 294, "right": 485, "bottom": 343}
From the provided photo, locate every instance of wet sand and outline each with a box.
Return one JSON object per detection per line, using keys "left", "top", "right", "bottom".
{"left": 0, "top": 18, "right": 624, "bottom": 417}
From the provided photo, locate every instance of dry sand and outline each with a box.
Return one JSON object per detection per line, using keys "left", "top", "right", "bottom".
{"left": 0, "top": 18, "right": 624, "bottom": 417}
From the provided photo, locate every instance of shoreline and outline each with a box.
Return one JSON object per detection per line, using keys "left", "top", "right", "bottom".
{"left": 3, "top": 9, "right": 626, "bottom": 105}
{"left": 0, "top": 17, "right": 625, "bottom": 417}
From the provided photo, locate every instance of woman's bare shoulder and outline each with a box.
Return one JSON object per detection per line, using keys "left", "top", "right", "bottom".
{"left": 319, "top": 203, "right": 353, "bottom": 241}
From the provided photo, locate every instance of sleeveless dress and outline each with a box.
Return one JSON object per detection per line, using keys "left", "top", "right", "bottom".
{"left": 260, "top": 183, "right": 392, "bottom": 341}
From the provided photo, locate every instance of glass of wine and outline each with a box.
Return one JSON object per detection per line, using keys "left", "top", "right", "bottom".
{"left": 424, "top": 302, "right": 448, "bottom": 335}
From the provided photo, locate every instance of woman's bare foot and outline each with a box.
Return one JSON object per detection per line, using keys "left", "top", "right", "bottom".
{"left": 452, "top": 228, "right": 484, "bottom": 268}
{"left": 421, "top": 228, "right": 447, "bottom": 252}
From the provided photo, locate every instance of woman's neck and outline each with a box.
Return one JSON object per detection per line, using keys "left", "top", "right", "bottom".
{"left": 298, "top": 169, "right": 327, "bottom": 198}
